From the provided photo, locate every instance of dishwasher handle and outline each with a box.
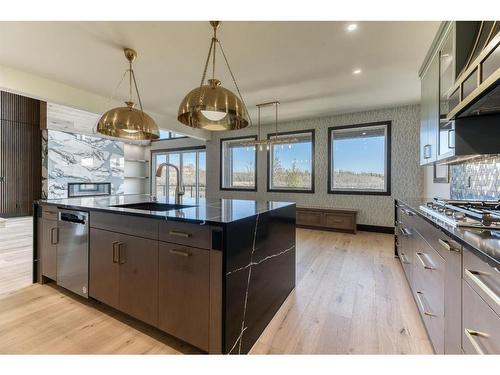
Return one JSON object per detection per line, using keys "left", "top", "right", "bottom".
{"left": 59, "top": 211, "right": 87, "bottom": 224}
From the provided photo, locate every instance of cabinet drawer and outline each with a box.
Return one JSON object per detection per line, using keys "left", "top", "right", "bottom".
{"left": 463, "top": 249, "right": 500, "bottom": 316}
{"left": 158, "top": 242, "right": 210, "bottom": 351}
{"left": 296, "top": 210, "right": 323, "bottom": 226}
{"left": 413, "top": 233, "right": 445, "bottom": 354}
{"left": 414, "top": 216, "right": 460, "bottom": 259}
{"left": 90, "top": 211, "right": 159, "bottom": 240}
{"left": 323, "top": 212, "right": 354, "bottom": 231}
{"left": 159, "top": 220, "right": 210, "bottom": 249}
{"left": 462, "top": 280, "right": 500, "bottom": 354}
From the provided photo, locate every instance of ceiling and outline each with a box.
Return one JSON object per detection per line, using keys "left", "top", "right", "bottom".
{"left": 0, "top": 21, "right": 439, "bottom": 128}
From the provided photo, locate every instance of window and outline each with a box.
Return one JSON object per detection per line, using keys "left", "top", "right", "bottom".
{"left": 268, "top": 130, "right": 315, "bottom": 193}
{"left": 155, "top": 130, "right": 186, "bottom": 140}
{"left": 220, "top": 136, "right": 257, "bottom": 191}
{"left": 328, "top": 121, "right": 391, "bottom": 195}
{"left": 152, "top": 148, "right": 206, "bottom": 200}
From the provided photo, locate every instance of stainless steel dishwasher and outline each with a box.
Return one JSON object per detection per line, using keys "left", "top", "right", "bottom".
{"left": 57, "top": 209, "right": 89, "bottom": 298}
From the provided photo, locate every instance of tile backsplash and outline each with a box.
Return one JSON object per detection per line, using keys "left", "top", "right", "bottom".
{"left": 450, "top": 155, "right": 500, "bottom": 200}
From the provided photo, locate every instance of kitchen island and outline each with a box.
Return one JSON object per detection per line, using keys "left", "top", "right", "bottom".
{"left": 33, "top": 195, "right": 296, "bottom": 354}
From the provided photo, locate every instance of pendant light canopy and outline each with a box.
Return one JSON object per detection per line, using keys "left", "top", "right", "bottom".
{"left": 178, "top": 21, "right": 250, "bottom": 131}
{"left": 97, "top": 48, "right": 159, "bottom": 141}
{"left": 240, "top": 101, "right": 297, "bottom": 151}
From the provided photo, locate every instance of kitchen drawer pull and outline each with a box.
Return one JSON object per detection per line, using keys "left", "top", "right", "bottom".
{"left": 50, "top": 227, "right": 59, "bottom": 245}
{"left": 118, "top": 242, "right": 126, "bottom": 264}
{"left": 399, "top": 227, "right": 411, "bottom": 236}
{"left": 416, "top": 252, "right": 435, "bottom": 270}
{"left": 112, "top": 241, "right": 120, "bottom": 263}
{"left": 464, "top": 329, "right": 488, "bottom": 354}
{"left": 401, "top": 208, "right": 415, "bottom": 217}
{"left": 169, "top": 230, "right": 192, "bottom": 238}
{"left": 464, "top": 269, "right": 500, "bottom": 308}
{"left": 400, "top": 253, "right": 410, "bottom": 265}
{"left": 438, "top": 238, "right": 460, "bottom": 252}
{"left": 169, "top": 249, "right": 191, "bottom": 257}
{"left": 416, "top": 291, "right": 435, "bottom": 317}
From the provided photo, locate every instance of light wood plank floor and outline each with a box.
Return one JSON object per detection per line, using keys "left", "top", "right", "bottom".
{"left": 0, "top": 216, "right": 33, "bottom": 296}
{"left": 0, "top": 227, "right": 433, "bottom": 354}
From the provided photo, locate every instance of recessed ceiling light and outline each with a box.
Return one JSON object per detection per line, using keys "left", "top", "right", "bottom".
{"left": 362, "top": 132, "right": 367, "bottom": 135}
{"left": 347, "top": 23, "right": 358, "bottom": 32}
{"left": 353, "top": 69, "right": 362, "bottom": 75}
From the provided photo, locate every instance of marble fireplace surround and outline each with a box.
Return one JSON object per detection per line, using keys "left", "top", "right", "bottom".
{"left": 42, "top": 129, "right": 124, "bottom": 199}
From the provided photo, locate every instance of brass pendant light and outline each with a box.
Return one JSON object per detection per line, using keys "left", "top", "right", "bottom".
{"left": 178, "top": 21, "right": 250, "bottom": 131}
{"left": 240, "top": 101, "right": 297, "bottom": 151}
{"left": 97, "top": 48, "right": 159, "bottom": 141}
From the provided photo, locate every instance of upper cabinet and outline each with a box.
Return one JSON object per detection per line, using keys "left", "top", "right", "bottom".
{"left": 419, "top": 22, "right": 500, "bottom": 165}
{"left": 420, "top": 51, "right": 439, "bottom": 165}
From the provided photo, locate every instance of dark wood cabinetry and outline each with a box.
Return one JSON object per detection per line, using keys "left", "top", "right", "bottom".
{"left": 0, "top": 91, "right": 42, "bottom": 217}
{"left": 88, "top": 215, "right": 216, "bottom": 351}
{"left": 118, "top": 234, "right": 158, "bottom": 326}
{"left": 158, "top": 242, "right": 210, "bottom": 351}
{"left": 89, "top": 228, "right": 159, "bottom": 326}
{"left": 89, "top": 228, "right": 121, "bottom": 309}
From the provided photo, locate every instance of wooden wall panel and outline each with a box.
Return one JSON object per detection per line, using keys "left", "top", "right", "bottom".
{"left": 0, "top": 91, "right": 42, "bottom": 217}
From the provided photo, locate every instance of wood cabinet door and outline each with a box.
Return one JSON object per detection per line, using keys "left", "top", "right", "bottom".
{"left": 40, "top": 218, "right": 57, "bottom": 280}
{"left": 118, "top": 234, "right": 158, "bottom": 327}
{"left": 158, "top": 242, "right": 210, "bottom": 351}
{"left": 89, "top": 228, "right": 120, "bottom": 310}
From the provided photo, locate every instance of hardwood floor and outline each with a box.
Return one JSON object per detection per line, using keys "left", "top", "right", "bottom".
{"left": 0, "top": 216, "right": 33, "bottom": 296}
{"left": 0, "top": 227, "right": 433, "bottom": 354}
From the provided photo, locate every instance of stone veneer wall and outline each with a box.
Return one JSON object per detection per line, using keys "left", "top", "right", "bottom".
{"left": 206, "top": 104, "right": 423, "bottom": 227}
{"left": 450, "top": 155, "right": 500, "bottom": 200}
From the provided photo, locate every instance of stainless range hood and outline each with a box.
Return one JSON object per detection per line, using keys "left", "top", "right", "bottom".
{"left": 446, "top": 22, "right": 500, "bottom": 120}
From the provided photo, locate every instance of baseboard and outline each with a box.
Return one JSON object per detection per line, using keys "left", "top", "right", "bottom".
{"left": 357, "top": 224, "right": 394, "bottom": 234}
{"left": 296, "top": 224, "right": 355, "bottom": 234}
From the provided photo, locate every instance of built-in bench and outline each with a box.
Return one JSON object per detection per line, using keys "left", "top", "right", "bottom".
{"left": 296, "top": 206, "right": 357, "bottom": 234}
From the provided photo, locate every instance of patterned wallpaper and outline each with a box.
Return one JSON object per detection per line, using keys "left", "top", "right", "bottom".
{"left": 42, "top": 130, "right": 124, "bottom": 199}
{"left": 205, "top": 104, "right": 423, "bottom": 227}
{"left": 450, "top": 155, "right": 500, "bottom": 200}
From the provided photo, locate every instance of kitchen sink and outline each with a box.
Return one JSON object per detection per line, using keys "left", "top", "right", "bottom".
{"left": 111, "top": 202, "right": 194, "bottom": 211}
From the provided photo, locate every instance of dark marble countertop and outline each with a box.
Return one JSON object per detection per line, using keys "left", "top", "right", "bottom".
{"left": 396, "top": 197, "right": 500, "bottom": 267}
{"left": 37, "top": 194, "right": 295, "bottom": 225}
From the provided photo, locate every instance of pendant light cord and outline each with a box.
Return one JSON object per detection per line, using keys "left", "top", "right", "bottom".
{"left": 197, "top": 37, "right": 215, "bottom": 105}
{"left": 217, "top": 39, "right": 253, "bottom": 126}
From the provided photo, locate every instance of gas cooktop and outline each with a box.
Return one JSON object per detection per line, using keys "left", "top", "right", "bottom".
{"left": 420, "top": 198, "right": 500, "bottom": 230}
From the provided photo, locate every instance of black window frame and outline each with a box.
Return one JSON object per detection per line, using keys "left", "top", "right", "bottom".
{"left": 266, "top": 129, "right": 315, "bottom": 194}
{"left": 328, "top": 121, "right": 391, "bottom": 196}
{"left": 220, "top": 135, "right": 258, "bottom": 192}
{"left": 150, "top": 145, "right": 207, "bottom": 200}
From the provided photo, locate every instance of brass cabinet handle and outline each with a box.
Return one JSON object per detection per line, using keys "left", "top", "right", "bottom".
{"left": 464, "top": 329, "right": 488, "bottom": 354}
{"left": 169, "top": 230, "right": 192, "bottom": 238}
{"left": 464, "top": 269, "right": 500, "bottom": 308}
{"left": 438, "top": 238, "right": 460, "bottom": 252}
{"left": 112, "top": 241, "right": 120, "bottom": 263}
{"left": 416, "top": 252, "right": 435, "bottom": 270}
{"left": 50, "top": 227, "right": 59, "bottom": 245}
{"left": 118, "top": 242, "right": 126, "bottom": 264}
{"left": 169, "top": 249, "right": 191, "bottom": 257}
{"left": 416, "top": 291, "right": 435, "bottom": 317}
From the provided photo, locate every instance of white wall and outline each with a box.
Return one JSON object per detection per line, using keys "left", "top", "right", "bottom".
{"left": 205, "top": 104, "right": 423, "bottom": 227}
{"left": 422, "top": 165, "right": 450, "bottom": 199}
{"left": 0, "top": 63, "right": 211, "bottom": 141}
